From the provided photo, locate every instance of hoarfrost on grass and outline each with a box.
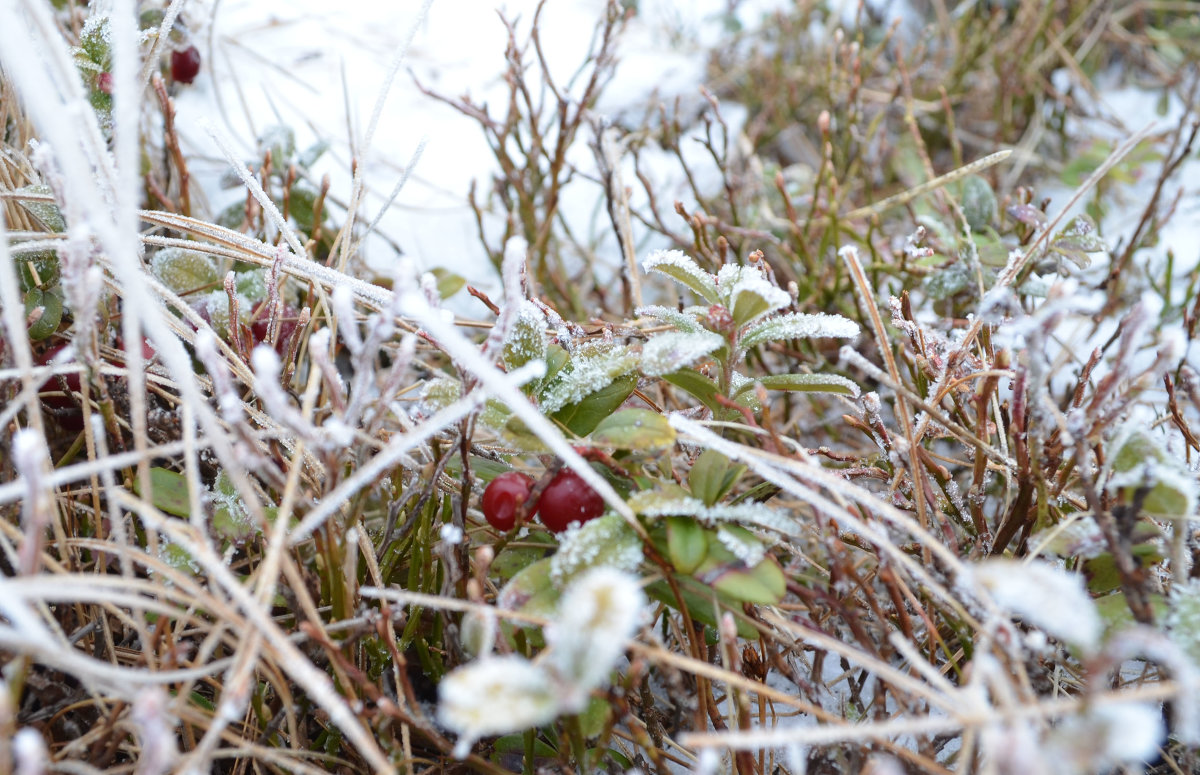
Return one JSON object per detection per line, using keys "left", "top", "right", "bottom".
{"left": 970, "top": 559, "right": 1101, "bottom": 652}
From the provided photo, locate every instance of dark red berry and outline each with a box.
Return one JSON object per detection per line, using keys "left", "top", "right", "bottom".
{"left": 482, "top": 472, "right": 535, "bottom": 531}
{"left": 535, "top": 469, "right": 605, "bottom": 533}
{"left": 171, "top": 46, "right": 202, "bottom": 84}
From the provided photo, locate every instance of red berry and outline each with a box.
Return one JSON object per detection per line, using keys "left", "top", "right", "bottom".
{"left": 535, "top": 469, "right": 605, "bottom": 533}
{"left": 482, "top": 472, "right": 535, "bottom": 531}
{"left": 171, "top": 46, "right": 202, "bottom": 84}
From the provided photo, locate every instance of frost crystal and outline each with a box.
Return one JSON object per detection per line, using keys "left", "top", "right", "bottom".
{"left": 716, "top": 525, "right": 765, "bottom": 566}
{"left": 971, "top": 559, "right": 1100, "bottom": 651}
{"left": 545, "top": 568, "right": 644, "bottom": 711}
{"left": 437, "top": 655, "right": 559, "bottom": 758}
{"left": 1168, "top": 579, "right": 1200, "bottom": 667}
{"left": 538, "top": 341, "right": 638, "bottom": 414}
{"left": 550, "top": 514, "right": 644, "bottom": 586}
{"left": 635, "top": 304, "right": 705, "bottom": 334}
{"left": 740, "top": 312, "right": 860, "bottom": 350}
{"left": 641, "top": 249, "right": 719, "bottom": 303}
{"left": 640, "top": 330, "right": 724, "bottom": 376}
{"left": 1045, "top": 702, "right": 1164, "bottom": 772}
{"left": 629, "top": 491, "right": 800, "bottom": 535}
{"left": 716, "top": 263, "right": 790, "bottom": 326}
{"left": 502, "top": 300, "right": 547, "bottom": 371}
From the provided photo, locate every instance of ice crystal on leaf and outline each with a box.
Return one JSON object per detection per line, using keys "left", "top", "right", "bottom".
{"left": 715, "top": 524, "right": 766, "bottom": 566}
{"left": 537, "top": 341, "right": 638, "bottom": 414}
{"left": 1105, "top": 425, "right": 1198, "bottom": 520}
{"left": 641, "top": 249, "right": 719, "bottom": 303}
{"left": 970, "top": 559, "right": 1101, "bottom": 652}
{"left": 635, "top": 304, "right": 705, "bottom": 334}
{"left": 716, "top": 263, "right": 790, "bottom": 327}
{"left": 550, "top": 514, "right": 644, "bottom": 586}
{"left": 502, "top": 300, "right": 547, "bottom": 371}
{"left": 1044, "top": 702, "right": 1164, "bottom": 773}
{"left": 437, "top": 655, "right": 559, "bottom": 758}
{"left": 628, "top": 490, "right": 801, "bottom": 534}
{"left": 545, "top": 568, "right": 644, "bottom": 711}
{"left": 640, "top": 330, "right": 725, "bottom": 377}
{"left": 1168, "top": 579, "right": 1200, "bottom": 668}
{"left": 740, "top": 311, "right": 860, "bottom": 350}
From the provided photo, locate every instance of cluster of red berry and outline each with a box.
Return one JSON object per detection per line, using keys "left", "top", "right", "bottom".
{"left": 482, "top": 469, "right": 605, "bottom": 534}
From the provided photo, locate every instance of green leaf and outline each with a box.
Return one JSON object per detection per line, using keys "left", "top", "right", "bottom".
{"left": 17, "top": 250, "right": 61, "bottom": 291}
{"left": 24, "top": 288, "right": 63, "bottom": 341}
{"left": 497, "top": 557, "right": 562, "bottom": 622}
{"left": 735, "top": 372, "right": 860, "bottom": 398}
{"left": 641, "top": 249, "right": 719, "bottom": 303}
{"left": 665, "top": 516, "right": 708, "bottom": 574}
{"left": 428, "top": 267, "right": 466, "bottom": 299}
{"left": 502, "top": 301, "right": 547, "bottom": 373}
{"left": 688, "top": 449, "right": 746, "bottom": 507}
{"left": 695, "top": 543, "right": 786, "bottom": 605}
{"left": 551, "top": 373, "right": 637, "bottom": 437}
{"left": 959, "top": 175, "right": 997, "bottom": 232}
{"left": 661, "top": 368, "right": 721, "bottom": 412}
{"left": 133, "top": 467, "right": 193, "bottom": 518}
{"left": 590, "top": 408, "right": 675, "bottom": 451}
{"left": 14, "top": 185, "right": 66, "bottom": 232}
{"left": 551, "top": 515, "right": 643, "bottom": 586}
{"left": 151, "top": 248, "right": 219, "bottom": 295}
{"left": 645, "top": 576, "right": 759, "bottom": 638}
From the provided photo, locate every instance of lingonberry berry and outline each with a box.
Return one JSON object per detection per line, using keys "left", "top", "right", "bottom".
{"left": 535, "top": 469, "right": 605, "bottom": 533}
{"left": 171, "top": 46, "right": 202, "bottom": 84}
{"left": 481, "top": 472, "right": 535, "bottom": 531}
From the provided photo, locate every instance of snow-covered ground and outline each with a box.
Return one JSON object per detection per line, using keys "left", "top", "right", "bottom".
{"left": 174, "top": 0, "right": 809, "bottom": 296}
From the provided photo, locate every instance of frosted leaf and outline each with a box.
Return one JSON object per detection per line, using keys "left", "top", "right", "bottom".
{"left": 1106, "top": 426, "right": 1198, "bottom": 520}
{"left": 641, "top": 249, "right": 719, "bottom": 303}
{"left": 1044, "top": 702, "right": 1164, "bottom": 772}
{"left": 545, "top": 568, "right": 644, "bottom": 712}
{"left": 635, "top": 304, "right": 705, "bottom": 334}
{"left": 235, "top": 269, "right": 269, "bottom": 302}
{"left": 740, "top": 312, "right": 860, "bottom": 349}
{"left": 14, "top": 185, "right": 65, "bottom": 232}
{"left": 715, "top": 525, "right": 765, "bottom": 566}
{"left": 210, "top": 471, "right": 255, "bottom": 541}
{"left": 640, "top": 330, "right": 725, "bottom": 377}
{"left": 437, "top": 655, "right": 559, "bottom": 758}
{"left": 151, "top": 248, "right": 218, "bottom": 295}
{"left": 970, "top": 559, "right": 1101, "bottom": 652}
{"left": 960, "top": 175, "right": 997, "bottom": 232}
{"left": 420, "top": 377, "right": 461, "bottom": 412}
{"left": 538, "top": 341, "right": 638, "bottom": 414}
{"left": 502, "top": 301, "right": 547, "bottom": 371}
{"left": 1030, "top": 518, "right": 1107, "bottom": 560}
{"left": 1168, "top": 579, "right": 1200, "bottom": 668}
{"left": 715, "top": 264, "right": 790, "bottom": 327}
{"left": 550, "top": 514, "right": 643, "bottom": 587}
{"left": 628, "top": 491, "right": 800, "bottom": 534}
